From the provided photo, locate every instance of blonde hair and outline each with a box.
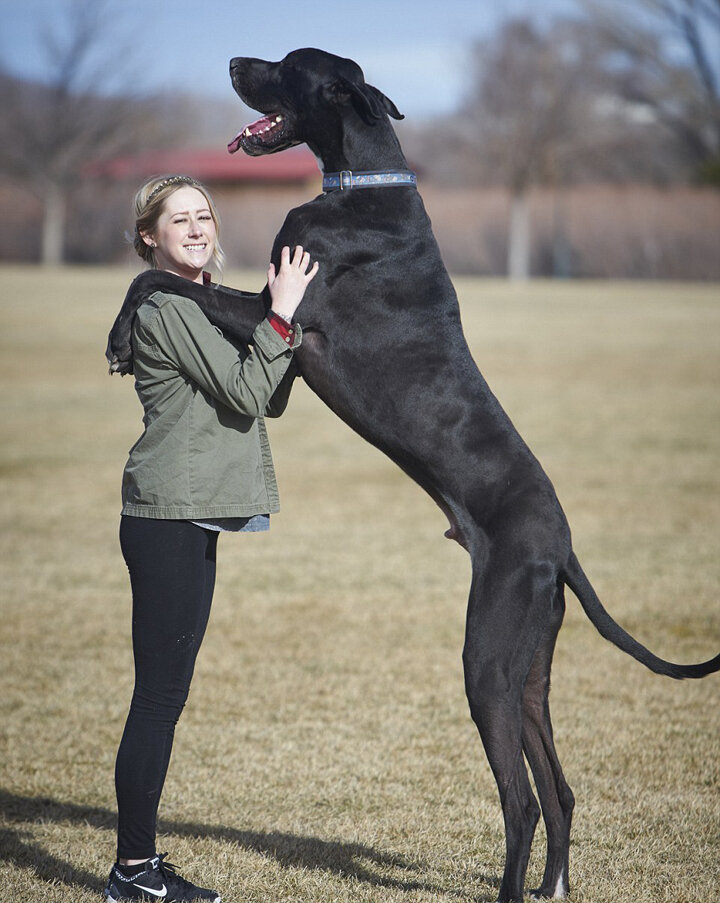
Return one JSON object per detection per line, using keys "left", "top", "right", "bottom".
{"left": 133, "top": 174, "right": 226, "bottom": 275}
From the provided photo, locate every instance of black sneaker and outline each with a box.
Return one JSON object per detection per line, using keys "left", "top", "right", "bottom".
{"left": 103, "top": 853, "right": 221, "bottom": 902}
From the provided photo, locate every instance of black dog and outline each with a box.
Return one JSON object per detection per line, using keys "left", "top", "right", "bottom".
{"left": 107, "top": 48, "right": 720, "bottom": 903}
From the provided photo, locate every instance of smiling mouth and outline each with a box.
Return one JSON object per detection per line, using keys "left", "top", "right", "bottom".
{"left": 228, "top": 112, "right": 296, "bottom": 156}
{"left": 184, "top": 244, "right": 207, "bottom": 252}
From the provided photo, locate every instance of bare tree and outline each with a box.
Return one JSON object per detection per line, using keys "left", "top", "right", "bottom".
{"left": 452, "top": 10, "right": 714, "bottom": 279}
{"left": 464, "top": 19, "right": 612, "bottom": 279}
{"left": 581, "top": 0, "right": 720, "bottom": 180}
{"left": 0, "top": 0, "right": 170, "bottom": 264}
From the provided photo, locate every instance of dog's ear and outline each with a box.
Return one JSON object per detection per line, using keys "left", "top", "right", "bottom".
{"left": 365, "top": 83, "right": 404, "bottom": 121}
{"left": 322, "top": 78, "right": 404, "bottom": 124}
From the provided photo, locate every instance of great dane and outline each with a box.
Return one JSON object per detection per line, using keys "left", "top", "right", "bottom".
{"left": 107, "top": 48, "right": 720, "bottom": 903}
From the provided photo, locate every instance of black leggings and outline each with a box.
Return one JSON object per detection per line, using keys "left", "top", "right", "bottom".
{"left": 115, "top": 516, "right": 219, "bottom": 860}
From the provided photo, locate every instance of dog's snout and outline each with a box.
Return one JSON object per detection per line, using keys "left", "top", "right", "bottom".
{"left": 230, "top": 57, "right": 253, "bottom": 76}
{"left": 230, "top": 56, "right": 262, "bottom": 71}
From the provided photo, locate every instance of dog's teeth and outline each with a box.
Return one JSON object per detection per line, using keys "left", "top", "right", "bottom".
{"left": 275, "top": 115, "right": 283, "bottom": 123}
{"left": 244, "top": 127, "right": 251, "bottom": 137}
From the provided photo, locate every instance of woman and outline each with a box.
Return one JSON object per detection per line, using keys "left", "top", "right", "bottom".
{"left": 104, "top": 174, "right": 318, "bottom": 903}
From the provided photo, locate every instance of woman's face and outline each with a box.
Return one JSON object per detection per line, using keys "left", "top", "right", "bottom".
{"left": 144, "top": 186, "right": 217, "bottom": 282}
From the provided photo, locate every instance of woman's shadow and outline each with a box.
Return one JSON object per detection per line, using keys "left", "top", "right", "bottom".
{"left": 0, "top": 788, "right": 495, "bottom": 898}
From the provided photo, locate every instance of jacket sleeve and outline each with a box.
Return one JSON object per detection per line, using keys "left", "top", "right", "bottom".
{"left": 137, "top": 293, "right": 302, "bottom": 417}
{"left": 264, "top": 356, "right": 300, "bottom": 418}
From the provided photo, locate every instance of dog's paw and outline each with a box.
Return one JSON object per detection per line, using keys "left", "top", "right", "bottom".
{"left": 529, "top": 887, "right": 567, "bottom": 901}
{"left": 105, "top": 337, "right": 133, "bottom": 376}
{"left": 105, "top": 317, "right": 135, "bottom": 375}
{"left": 107, "top": 356, "right": 133, "bottom": 376}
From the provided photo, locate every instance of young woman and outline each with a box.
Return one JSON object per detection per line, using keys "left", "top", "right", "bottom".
{"left": 104, "top": 174, "right": 318, "bottom": 903}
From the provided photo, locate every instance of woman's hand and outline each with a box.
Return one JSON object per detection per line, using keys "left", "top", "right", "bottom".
{"left": 267, "top": 245, "right": 319, "bottom": 321}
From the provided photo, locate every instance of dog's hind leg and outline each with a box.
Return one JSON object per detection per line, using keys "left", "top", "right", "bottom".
{"left": 521, "top": 584, "right": 574, "bottom": 900}
{"left": 463, "top": 554, "right": 557, "bottom": 903}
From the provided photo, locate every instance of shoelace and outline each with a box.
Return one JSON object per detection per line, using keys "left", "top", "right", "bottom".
{"left": 154, "top": 853, "right": 196, "bottom": 892}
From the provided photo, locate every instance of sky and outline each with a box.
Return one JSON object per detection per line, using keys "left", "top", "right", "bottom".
{"left": 0, "top": 0, "right": 581, "bottom": 118}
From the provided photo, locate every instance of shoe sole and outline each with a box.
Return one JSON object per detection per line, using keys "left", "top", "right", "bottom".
{"left": 104, "top": 893, "right": 221, "bottom": 903}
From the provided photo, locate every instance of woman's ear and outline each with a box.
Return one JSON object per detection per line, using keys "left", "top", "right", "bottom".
{"left": 140, "top": 232, "right": 156, "bottom": 249}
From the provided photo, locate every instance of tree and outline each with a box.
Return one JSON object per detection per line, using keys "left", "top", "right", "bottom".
{"left": 464, "top": 19, "right": 610, "bottom": 279}
{"left": 453, "top": 9, "right": 716, "bottom": 279}
{"left": 581, "top": 0, "right": 720, "bottom": 182}
{"left": 0, "top": 0, "right": 169, "bottom": 264}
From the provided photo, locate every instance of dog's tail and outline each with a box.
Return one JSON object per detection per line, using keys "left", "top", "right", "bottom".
{"left": 563, "top": 552, "right": 720, "bottom": 679}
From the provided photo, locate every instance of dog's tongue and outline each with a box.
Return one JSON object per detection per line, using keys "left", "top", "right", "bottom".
{"left": 227, "top": 132, "right": 244, "bottom": 154}
{"left": 228, "top": 114, "right": 277, "bottom": 154}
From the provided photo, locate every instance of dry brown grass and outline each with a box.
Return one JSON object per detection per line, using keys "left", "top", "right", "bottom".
{"left": 0, "top": 267, "right": 718, "bottom": 902}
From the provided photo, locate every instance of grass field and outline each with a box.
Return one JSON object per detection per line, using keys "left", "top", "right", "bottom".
{"left": 0, "top": 267, "right": 718, "bottom": 902}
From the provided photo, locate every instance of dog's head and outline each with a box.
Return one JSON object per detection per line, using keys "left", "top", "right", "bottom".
{"left": 227, "top": 48, "right": 403, "bottom": 158}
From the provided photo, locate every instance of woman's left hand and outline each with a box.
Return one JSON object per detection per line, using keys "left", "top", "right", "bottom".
{"left": 267, "top": 245, "right": 319, "bottom": 321}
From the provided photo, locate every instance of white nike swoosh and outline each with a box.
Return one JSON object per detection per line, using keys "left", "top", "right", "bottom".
{"left": 133, "top": 882, "right": 166, "bottom": 898}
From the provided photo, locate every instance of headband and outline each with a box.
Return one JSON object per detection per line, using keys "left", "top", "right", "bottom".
{"left": 146, "top": 175, "right": 199, "bottom": 204}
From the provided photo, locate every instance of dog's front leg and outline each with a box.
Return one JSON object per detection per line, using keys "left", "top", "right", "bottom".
{"left": 106, "top": 270, "right": 268, "bottom": 374}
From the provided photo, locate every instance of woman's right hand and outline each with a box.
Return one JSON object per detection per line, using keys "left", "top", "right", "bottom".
{"left": 267, "top": 245, "right": 319, "bottom": 321}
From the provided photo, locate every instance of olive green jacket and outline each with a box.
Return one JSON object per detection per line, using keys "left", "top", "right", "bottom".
{"left": 121, "top": 291, "right": 301, "bottom": 520}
